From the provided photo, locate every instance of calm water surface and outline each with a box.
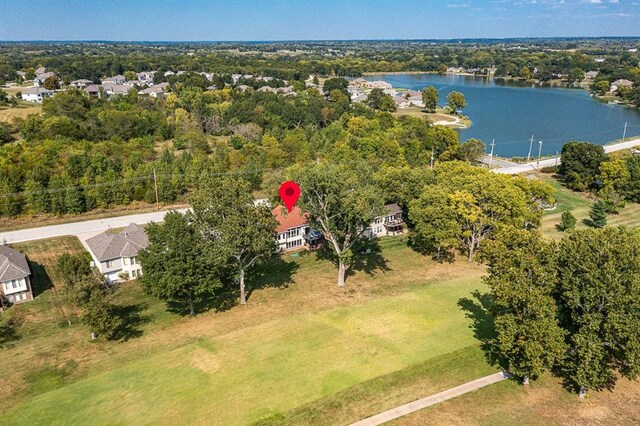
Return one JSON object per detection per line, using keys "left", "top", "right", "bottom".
{"left": 365, "top": 74, "right": 640, "bottom": 157}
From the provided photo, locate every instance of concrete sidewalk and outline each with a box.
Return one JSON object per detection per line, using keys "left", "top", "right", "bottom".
{"left": 349, "top": 372, "right": 509, "bottom": 426}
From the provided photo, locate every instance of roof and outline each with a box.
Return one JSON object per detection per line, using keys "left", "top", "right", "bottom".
{"left": 84, "top": 84, "right": 101, "bottom": 93}
{"left": 85, "top": 223, "right": 149, "bottom": 262}
{"left": 272, "top": 206, "right": 308, "bottom": 233}
{"left": 0, "top": 245, "right": 30, "bottom": 282}
{"left": 384, "top": 203, "right": 402, "bottom": 215}
{"left": 23, "top": 87, "right": 53, "bottom": 95}
{"left": 612, "top": 79, "right": 634, "bottom": 87}
{"left": 71, "top": 79, "right": 93, "bottom": 84}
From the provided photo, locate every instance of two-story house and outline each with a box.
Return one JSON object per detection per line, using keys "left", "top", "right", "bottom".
{"left": 272, "top": 206, "right": 309, "bottom": 251}
{"left": 21, "top": 87, "right": 54, "bottom": 103}
{"left": 85, "top": 223, "right": 149, "bottom": 282}
{"left": 0, "top": 245, "right": 33, "bottom": 309}
{"left": 367, "top": 203, "right": 404, "bottom": 238}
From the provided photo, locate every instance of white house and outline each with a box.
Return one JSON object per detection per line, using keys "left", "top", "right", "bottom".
{"left": 393, "top": 95, "right": 411, "bottom": 109}
{"left": 611, "top": 79, "right": 634, "bottom": 92}
{"left": 102, "top": 74, "right": 126, "bottom": 85}
{"left": 273, "top": 206, "right": 309, "bottom": 251}
{"left": 0, "top": 245, "right": 33, "bottom": 309}
{"left": 21, "top": 87, "right": 54, "bottom": 103}
{"left": 34, "top": 71, "right": 55, "bottom": 86}
{"left": 85, "top": 223, "right": 149, "bottom": 282}
{"left": 367, "top": 203, "right": 404, "bottom": 238}
{"left": 138, "top": 82, "right": 169, "bottom": 98}
{"left": 69, "top": 79, "right": 94, "bottom": 88}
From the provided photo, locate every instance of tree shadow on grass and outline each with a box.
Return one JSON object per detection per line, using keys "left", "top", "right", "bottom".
{"left": 0, "top": 317, "right": 21, "bottom": 349}
{"left": 457, "top": 290, "right": 505, "bottom": 370}
{"left": 26, "top": 260, "right": 53, "bottom": 298}
{"left": 246, "top": 254, "right": 300, "bottom": 302}
{"left": 312, "top": 237, "right": 391, "bottom": 283}
{"left": 111, "top": 302, "right": 150, "bottom": 341}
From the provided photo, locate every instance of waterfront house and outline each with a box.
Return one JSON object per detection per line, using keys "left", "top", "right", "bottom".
{"left": 273, "top": 206, "right": 309, "bottom": 251}
{"left": 584, "top": 71, "right": 599, "bottom": 80}
{"left": 0, "top": 245, "right": 33, "bottom": 309}
{"left": 393, "top": 95, "right": 411, "bottom": 109}
{"left": 85, "top": 223, "right": 149, "bottom": 282}
{"left": 21, "top": 87, "right": 54, "bottom": 103}
{"left": 611, "top": 79, "right": 634, "bottom": 92}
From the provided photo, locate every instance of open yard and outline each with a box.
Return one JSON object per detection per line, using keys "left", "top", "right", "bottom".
{"left": 0, "top": 236, "right": 493, "bottom": 425}
{"left": 539, "top": 173, "right": 640, "bottom": 239}
{"left": 2, "top": 176, "right": 639, "bottom": 425}
{"left": 0, "top": 105, "right": 42, "bottom": 123}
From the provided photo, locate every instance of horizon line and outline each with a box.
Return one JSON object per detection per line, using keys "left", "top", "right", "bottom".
{"left": 1, "top": 36, "right": 640, "bottom": 44}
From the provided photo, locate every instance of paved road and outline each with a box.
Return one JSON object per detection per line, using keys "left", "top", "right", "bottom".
{"left": 493, "top": 137, "right": 640, "bottom": 175}
{"left": 0, "top": 208, "right": 188, "bottom": 244}
{"left": 349, "top": 372, "right": 508, "bottom": 425}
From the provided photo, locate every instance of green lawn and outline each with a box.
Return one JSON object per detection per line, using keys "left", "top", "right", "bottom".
{"left": 1, "top": 236, "right": 490, "bottom": 425}
{"left": 539, "top": 174, "right": 640, "bottom": 239}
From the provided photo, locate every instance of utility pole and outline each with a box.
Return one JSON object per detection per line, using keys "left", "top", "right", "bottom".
{"left": 153, "top": 167, "right": 159, "bottom": 209}
{"left": 527, "top": 134, "right": 534, "bottom": 162}
{"left": 623, "top": 121, "right": 628, "bottom": 142}
{"left": 537, "top": 140, "right": 543, "bottom": 169}
{"left": 430, "top": 148, "right": 435, "bottom": 169}
{"left": 488, "top": 139, "right": 496, "bottom": 168}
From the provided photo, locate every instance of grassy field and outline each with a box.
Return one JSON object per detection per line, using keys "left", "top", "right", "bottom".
{"left": 394, "top": 373, "right": 640, "bottom": 425}
{"left": 0, "top": 105, "right": 42, "bottom": 123}
{"left": 0, "top": 236, "right": 491, "bottom": 425}
{"left": 539, "top": 173, "right": 640, "bottom": 239}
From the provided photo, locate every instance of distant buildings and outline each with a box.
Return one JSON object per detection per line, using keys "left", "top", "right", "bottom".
{"left": 21, "top": 87, "right": 54, "bottom": 103}
{"left": 85, "top": 223, "right": 149, "bottom": 282}
{"left": 0, "top": 245, "right": 33, "bottom": 309}
{"left": 611, "top": 79, "right": 634, "bottom": 92}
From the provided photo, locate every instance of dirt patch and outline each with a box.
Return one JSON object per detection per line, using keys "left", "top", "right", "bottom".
{"left": 190, "top": 348, "right": 221, "bottom": 374}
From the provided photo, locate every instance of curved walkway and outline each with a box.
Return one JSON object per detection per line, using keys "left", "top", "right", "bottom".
{"left": 349, "top": 372, "right": 509, "bottom": 426}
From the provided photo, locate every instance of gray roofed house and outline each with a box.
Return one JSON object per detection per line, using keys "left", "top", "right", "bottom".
{"left": 22, "top": 87, "right": 54, "bottom": 103}
{"left": 368, "top": 203, "right": 404, "bottom": 238}
{"left": 69, "top": 79, "right": 94, "bottom": 88}
{"left": 85, "top": 223, "right": 149, "bottom": 282}
{"left": 0, "top": 245, "right": 33, "bottom": 308}
{"left": 34, "top": 71, "right": 55, "bottom": 86}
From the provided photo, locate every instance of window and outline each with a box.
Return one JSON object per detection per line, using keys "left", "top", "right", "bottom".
{"left": 12, "top": 280, "right": 17, "bottom": 289}
{"left": 131, "top": 257, "right": 137, "bottom": 265}
{"left": 105, "top": 260, "right": 113, "bottom": 268}
{"left": 374, "top": 217, "right": 382, "bottom": 224}
{"left": 287, "top": 228, "right": 300, "bottom": 238}
{"left": 124, "top": 258, "right": 130, "bottom": 266}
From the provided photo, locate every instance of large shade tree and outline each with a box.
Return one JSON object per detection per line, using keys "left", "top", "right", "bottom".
{"left": 409, "top": 162, "right": 552, "bottom": 261}
{"left": 481, "top": 227, "right": 566, "bottom": 385}
{"left": 138, "top": 211, "right": 222, "bottom": 315}
{"left": 557, "top": 227, "right": 640, "bottom": 398}
{"left": 290, "top": 162, "right": 385, "bottom": 287}
{"left": 191, "top": 176, "right": 277, "bottom": 305}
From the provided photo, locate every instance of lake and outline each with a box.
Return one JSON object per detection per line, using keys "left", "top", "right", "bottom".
{"left": 364, "top": 74, "right": 640, "bottom": 157}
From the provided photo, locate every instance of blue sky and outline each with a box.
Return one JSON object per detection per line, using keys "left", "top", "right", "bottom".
{"left": 0, "top": 0, "right": 638, "bottom": 41}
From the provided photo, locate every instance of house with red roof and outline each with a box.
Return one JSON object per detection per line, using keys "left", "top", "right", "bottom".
{"left": 272, "top": 205, "right": 310, "bottom": 251}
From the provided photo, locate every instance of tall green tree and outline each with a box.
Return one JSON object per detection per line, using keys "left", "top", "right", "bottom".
{"left": 409, "top": 162, "right": 545, "bottom": 261}
{"left": 62, "top": 269, "right": 121, "bottom": 340}
{"left": 589, "top": 200, "right": 608, "bottom": 228}
{"left": 290, "top": 162, "right": 385, "bottom": 287}
{"left": 559, "top": 142, "right": 606, "bottom": 191}
{"left": 446, "top": 91, "right": 466, "bottom": 114}
{"left": 482, "top": 228, "right": 566, "bottom": 384}
{"left": 139, "top": 211, "right": 222, "bottom": 315}
{"left": 191, "top": 176, "right": 277, "bottom": 305}
{"left": 422, "top": 86, "right": 438, "bottom": 112}
{"left": 557, "top": 227, "right": 640, "bottom": 397}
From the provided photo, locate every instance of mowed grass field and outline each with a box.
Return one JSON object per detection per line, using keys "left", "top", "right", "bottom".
{"left": 0, "top": 105, "right": 42, "bottom": 123}
{"left": 0, "top": 236, "right": 493, "bottom": 425}
{"left": 539, "top": 173, "right": 640, "bottom": 239}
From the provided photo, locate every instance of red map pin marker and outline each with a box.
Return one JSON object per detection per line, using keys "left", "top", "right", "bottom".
{"left": 279, "top": 181, "right": 301, "bottom": 213}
